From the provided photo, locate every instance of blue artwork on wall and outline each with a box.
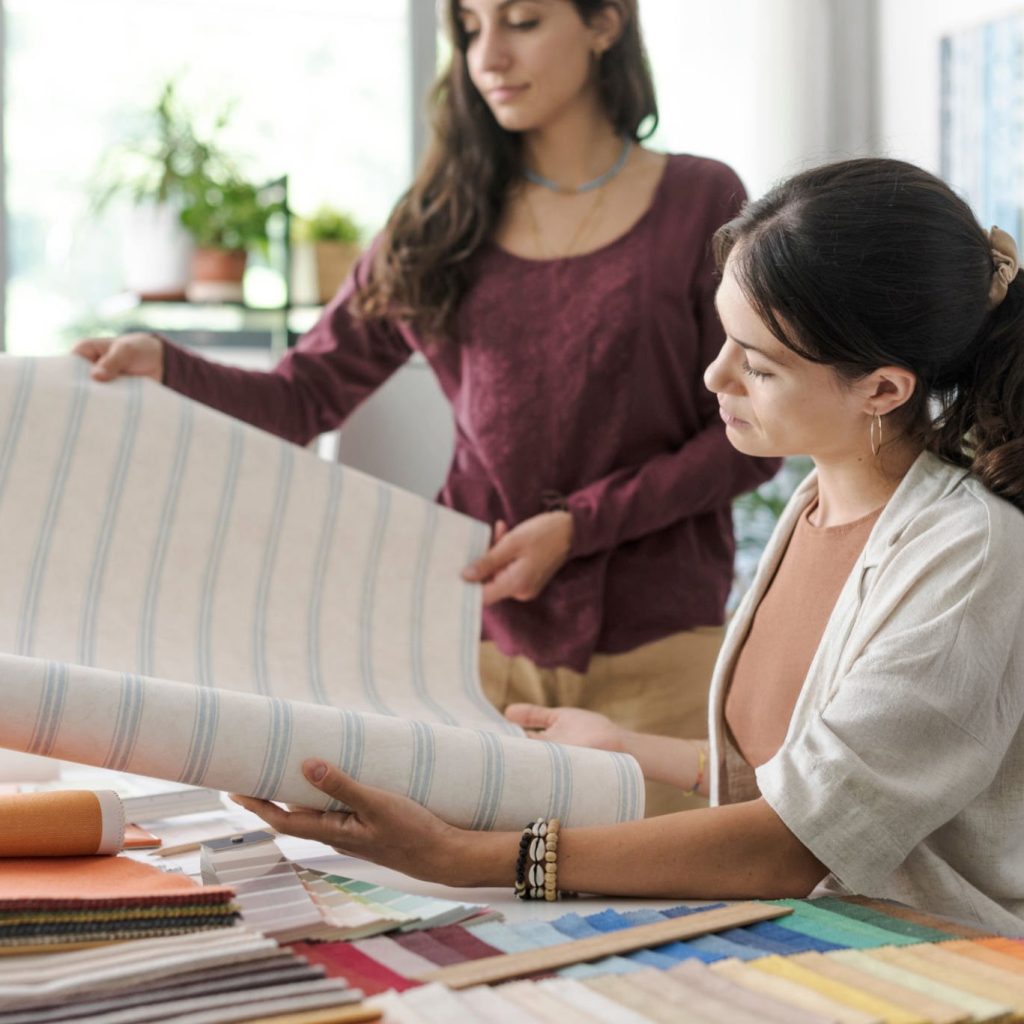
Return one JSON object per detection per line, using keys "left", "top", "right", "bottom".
{"left": 941, "top": 13, "right": 1024, "bottom": 238}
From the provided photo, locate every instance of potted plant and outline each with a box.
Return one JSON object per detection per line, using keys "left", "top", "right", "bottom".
{"left": 180, "top": 174, "right": 281, "bottom": 303}
{"left": 293, "top": 206, "right": 363, "bottom": 304}
{"left": 93, "top": 80, "right": 210, "bottom": 300}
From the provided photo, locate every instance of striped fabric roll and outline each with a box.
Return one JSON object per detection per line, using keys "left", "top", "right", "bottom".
{"left": 0, "top": 356, "right": 644, "bottom": 829}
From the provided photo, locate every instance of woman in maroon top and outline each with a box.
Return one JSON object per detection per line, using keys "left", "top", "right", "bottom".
{"left": 76, "top": 0, "right": 776, "bottom": 814}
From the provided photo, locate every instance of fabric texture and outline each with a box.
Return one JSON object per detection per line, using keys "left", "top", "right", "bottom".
{"left": 0, "top": 356, "right": 644, "bottom": 830}
{"left": 479, "top": 627, "right": 722, "bottom": 815}
{"left": 709, "top": 451, "right": 1024, "bottom": 934}
{"left": 0, "top": 790, "right": 123, "bottom": 857}
{"left": 162, "top": 154, "right": 779, "bottom": 672}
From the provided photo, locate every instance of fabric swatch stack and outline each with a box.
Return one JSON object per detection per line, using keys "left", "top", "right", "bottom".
{"left": 0, "top": 929, "right": 375, "bottom": 1024}
{"left": 196, "top": 830, "right": 492, "bottom": 943}
{"left": 0, "top": 856, "right": 239, "bottom": 952}
{"left": 298, "top": 896, "right": 1024, "bottom": 1023}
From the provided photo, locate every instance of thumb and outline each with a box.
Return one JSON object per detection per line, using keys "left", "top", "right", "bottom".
{"left": 463, "top": 532, "right": 513, "bottom": 583}
{"left": 91, "top": 343, "right": 128, "bottom": 382}
{"left": 303, "top": 758, "right": 367, "bottom": 808}
{"left": 73, "top": 338, "right": 111, "bottom": 364}
{"left": 505, "top": 703, "right": 557, "bottom": 731}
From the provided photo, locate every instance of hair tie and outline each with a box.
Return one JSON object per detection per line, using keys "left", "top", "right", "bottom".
{"left": 988, "top": 225, "right": 1020, "bottom": 309}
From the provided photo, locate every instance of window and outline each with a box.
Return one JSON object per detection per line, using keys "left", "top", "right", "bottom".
{"left": 2, "top": 0, "right": 414, "bottom": 353}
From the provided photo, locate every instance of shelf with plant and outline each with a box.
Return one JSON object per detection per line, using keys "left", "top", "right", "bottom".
{"left": 292, "top": 206, "right": 363, "bottom": 304}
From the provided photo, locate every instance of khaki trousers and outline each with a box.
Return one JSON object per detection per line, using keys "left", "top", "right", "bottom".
{"left": 479, "top": 627, "right": 723, "bottom": 816}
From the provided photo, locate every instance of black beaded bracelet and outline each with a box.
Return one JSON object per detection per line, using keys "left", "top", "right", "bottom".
{"left": 513, "top": 817, "right": 563, "bottom": 901}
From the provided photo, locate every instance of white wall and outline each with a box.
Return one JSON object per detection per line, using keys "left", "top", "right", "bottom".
{"left": 877, "top": 0, "right": 1022, "bottom": 171}
{"left": 641, "top": 0, "right": 876, "bottom": 198}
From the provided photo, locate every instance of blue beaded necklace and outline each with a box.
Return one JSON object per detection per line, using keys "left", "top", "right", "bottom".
{"left": 523, "top": 137, "right": 632, "bottom": 194}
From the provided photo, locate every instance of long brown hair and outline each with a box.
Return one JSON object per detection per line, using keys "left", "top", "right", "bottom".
{"left": 714, "top": 158, "right": 1024, "bottom": 511}
{"left": 353, "top": 0, "right": 658, "bottom": 341}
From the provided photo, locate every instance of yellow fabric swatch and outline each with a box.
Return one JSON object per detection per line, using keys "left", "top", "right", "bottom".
{"left": 831, "top": 949, "right": 1010, "bottom": 1024}
{"left": 751, "top": 954, "right": 926, "bottom": 1024}
{"left": 790, "top": 951, "right": 968, "bottom": 1024}
{"left": 712, "top": 958, "right": 882, "bottom": 1024}
{"left": 869, "top": 947, "right": 1024, "bottom": 1016}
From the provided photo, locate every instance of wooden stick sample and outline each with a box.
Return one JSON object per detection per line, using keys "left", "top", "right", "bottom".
{"left": 417, "top": 901, "right": 791, "bottom": 989}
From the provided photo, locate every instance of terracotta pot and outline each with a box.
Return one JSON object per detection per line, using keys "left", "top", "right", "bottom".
{"left": 187, "top": 247, "right": 248, "bottom": 303}
{"left": 314, "top": 241, "right": 360, "bottom": 303}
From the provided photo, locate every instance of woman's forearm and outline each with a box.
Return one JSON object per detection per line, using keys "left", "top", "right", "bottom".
{"left": 619, "top": 732, "right": 707, "bottom": 795}
{"left": 449, "top": 798, "right": 825, "bottom": 899}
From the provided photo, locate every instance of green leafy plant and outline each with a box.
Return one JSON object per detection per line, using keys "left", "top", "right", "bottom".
{"left": 293, "top": 206, "right": 362, "bottom": 245}
{"left": 92, "top": 79, "right": 232, "bottom": 211}
{"left": 179, "top": 175, "right": 280, "bottom": 252}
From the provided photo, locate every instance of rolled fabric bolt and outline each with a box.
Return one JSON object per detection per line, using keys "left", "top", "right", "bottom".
{"left": 0, "top": 790, "right": 124, "bottom": 856}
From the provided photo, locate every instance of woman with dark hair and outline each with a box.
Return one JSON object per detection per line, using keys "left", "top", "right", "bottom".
{"left": 77, "top": 0, "right": 775, "bottom": 815}
{"left": 233, "top": 158, "right": 1024, "bottom": 933}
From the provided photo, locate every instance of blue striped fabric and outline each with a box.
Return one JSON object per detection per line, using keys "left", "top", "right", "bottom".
{"left": 468, "top": 730, "right": 506, "bottom": 832}
{"left": 80, "top": 382, "right": 142, "bottom": 667}
{"left": 105, "top": 673, "right": 146, "bottom": 772}
{"left": 406, "top": 719, "right": 437, "bottom": 806}
{"left": 138, "top": 400, "right": 193, "bottom": 677}
{"left": 307, "top": 467, "right": 343, "bottom": 706}
{"left": 0, "top": 357, "right": 646, "bottom": 830}
{"left": 18, "top": 361, "right": 90, "bottom": 657}
{"left": 195, "top": 423, "right": 244, "bottom": 688}
{"left": 27, "top": 661, "right": 69, "bottom": 757}
{"left": 253, "top": 446, "right": 294, "bottom": 697}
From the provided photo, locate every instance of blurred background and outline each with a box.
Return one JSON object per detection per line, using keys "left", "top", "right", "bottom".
{"left": 0, "top": 0, "right": 1019, "bottom": 571}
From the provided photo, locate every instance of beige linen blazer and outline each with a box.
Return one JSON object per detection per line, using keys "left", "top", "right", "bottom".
{"left": 708, "top": 451, "right": 1024, "bottom": 934}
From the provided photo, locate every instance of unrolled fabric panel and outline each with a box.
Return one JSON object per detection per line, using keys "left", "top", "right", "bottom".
{"left": 0, "top": 356, "right": 644, "bottom": 828}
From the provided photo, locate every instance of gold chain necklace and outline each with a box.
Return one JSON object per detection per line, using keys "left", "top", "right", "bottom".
{"left": 522, "top": 184, "right": 609, "bottom": 260}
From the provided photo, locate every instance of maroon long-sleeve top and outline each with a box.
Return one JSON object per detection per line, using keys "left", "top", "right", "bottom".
{"left": 164, "top": 154, "right": 779, "bottom": 671}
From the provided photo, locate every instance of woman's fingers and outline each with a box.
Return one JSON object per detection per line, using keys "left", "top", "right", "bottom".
{"left": 229, "top": 792, "right": 352, "bottom": 845}
{"left": 301, "top": 759, "right": 368, "bottom": 806}
{"left": 73, "top": 338, "right": 112, "bottom": 363}
{"left": 505, "top": 703, "right": 557, "bottom": 731}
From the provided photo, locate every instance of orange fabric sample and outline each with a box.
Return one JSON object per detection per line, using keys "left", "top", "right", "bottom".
{"left": 0, "top": 855, "right": 232, "bottom": 907}
{"left": 0, "top": 790, "right": 121, "bottom": 857}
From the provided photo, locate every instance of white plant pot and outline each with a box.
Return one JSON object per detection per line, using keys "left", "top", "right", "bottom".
{"left": 289, "top": 240, "right": 319, "bottom": 306}
{"left": 120, "top": 199, "right": 195, "bottom": 300}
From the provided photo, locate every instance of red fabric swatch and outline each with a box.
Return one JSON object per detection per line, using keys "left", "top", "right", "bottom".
{"left": 289, "top": 941, "right": 422, "bottom": 995}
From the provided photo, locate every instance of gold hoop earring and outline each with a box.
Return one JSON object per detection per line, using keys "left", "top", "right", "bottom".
{"left": 869, "top": 412, "right": 883, "bottom": 457}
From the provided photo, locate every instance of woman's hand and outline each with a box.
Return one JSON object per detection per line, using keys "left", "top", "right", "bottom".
{"left": 462, "top": 511, "right": 573, "bottom": 605}
{"left": 507, "top": 705, "right": 703, "bottom": 790}
{"left": 73, "top": 332, "right": 165, "bottom": 383}
{"left": 230, "top": 759, "right": 478, "bottom": 886}
{"left": 505, "top": 703, "right": 626, "bottom": 752}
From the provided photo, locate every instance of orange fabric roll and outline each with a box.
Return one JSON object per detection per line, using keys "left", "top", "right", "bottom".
{"left": 0, "top": 790, "right": 124, "bottom": 856}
